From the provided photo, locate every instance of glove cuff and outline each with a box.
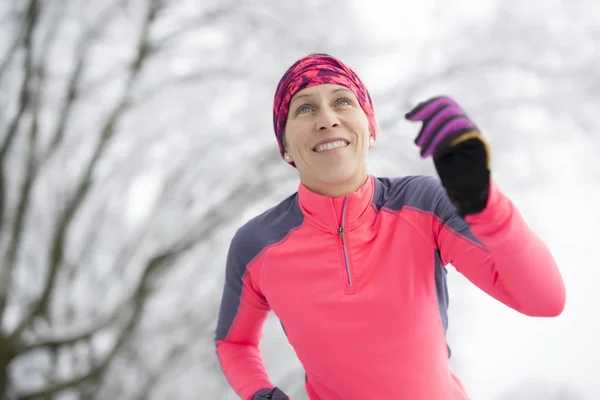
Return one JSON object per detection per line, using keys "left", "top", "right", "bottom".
{"left": 252, "top": 387, "right": 289, "bottom": 400}
{"left": 446, "top": 182, "right": 490, "bottom": 216}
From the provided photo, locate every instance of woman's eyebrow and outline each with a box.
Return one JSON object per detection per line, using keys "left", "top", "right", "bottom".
{"left": 290, "top": 87, "right": 353, "bottom": 107}
{"left": 291, "top": 93, "right": 311, "bottom": 103}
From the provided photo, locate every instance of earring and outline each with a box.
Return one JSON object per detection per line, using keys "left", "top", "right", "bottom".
{"left": 369, "top": 137, "right": 374, "bottom": 144}
{"left": 284, "top": 154, "right": 290, "bottom": 161}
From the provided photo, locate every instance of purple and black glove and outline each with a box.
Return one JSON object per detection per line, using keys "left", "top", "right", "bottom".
{"left": 405, "top": 96, "right": 491, "bottom": 216}
{"left": 252, "top": 387, "right": 289, "bottom": 400}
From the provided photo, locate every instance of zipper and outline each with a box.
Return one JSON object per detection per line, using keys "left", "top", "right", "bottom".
{"left": 338, "top": 195, "right": 353, "bottom": 287}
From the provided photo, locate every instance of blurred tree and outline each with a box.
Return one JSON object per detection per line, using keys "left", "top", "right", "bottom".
{"left": 0, "top": 0, "right": 371, "bottom": 398}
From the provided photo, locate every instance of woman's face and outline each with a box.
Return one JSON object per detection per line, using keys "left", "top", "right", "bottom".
{"left": 284, "top": 84, "right": 372, "bottom": 195}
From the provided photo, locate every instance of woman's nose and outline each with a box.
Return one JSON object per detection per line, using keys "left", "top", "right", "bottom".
{"left": 316, "top": 108, "right": 340, "bottom": 131}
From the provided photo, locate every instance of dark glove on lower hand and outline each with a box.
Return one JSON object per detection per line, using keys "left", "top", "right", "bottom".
{"left": 252, "top": 387, "right": 289, "bottom": 400}
{"left": 405, "top": 96, "right": 491, "bottom": 216}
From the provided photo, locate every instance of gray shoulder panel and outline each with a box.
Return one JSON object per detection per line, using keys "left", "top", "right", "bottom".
{"left": 373, "top": 175, "right": 483, "bottom": 247}
{"left": 215, "top": 193, "right": 305, "bottom": 341}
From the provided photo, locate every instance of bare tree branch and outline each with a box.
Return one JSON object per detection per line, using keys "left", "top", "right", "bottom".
{"left": 44, "top": 0, "right": 124, "bottom": 160}
{"left": 14, "top": 235, "right": 188, "bottom": 399}
{"left": 10, "top": 311, "right": 120, "bottom": 361}
{"left": 0, "top": 339, "right": 9, "bottom": 399}
{"left": 0, "top": 0, "right": 40, "bottom": 336}
{"left": 0, "top": 0, "right": 70, "bottom": 330}
{"left": 8, "top": 0, "right": 161, "bottom": 345}
{"left": 0, "top": 0, "right": 134, "bottom": 333}
{"left": 63, "top": 214, "right": 105, "bottom": 285}
{"left": 0, "top": 87, "right": 39, "bottom": 327}
{"left": 0, "top": 31, "right": 22, "bottom": 85}
{"left": 21, "top": 156, "right": 289, "bottom": 396}
{"left": 0, "top": 0, "right": 39, "bottom": 162}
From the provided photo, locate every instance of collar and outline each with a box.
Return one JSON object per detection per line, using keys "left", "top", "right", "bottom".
{"left": 298, "top": 175, "right": 376, "bottom": 232}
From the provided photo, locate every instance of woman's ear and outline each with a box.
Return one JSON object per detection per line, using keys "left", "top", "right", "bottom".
{"left": 282, "top": 135, "right": 292, "bottom": 162}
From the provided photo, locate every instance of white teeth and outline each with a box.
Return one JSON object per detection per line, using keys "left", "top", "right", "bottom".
{"left": 314, "top": 140, "right": 349, "bottom": 153}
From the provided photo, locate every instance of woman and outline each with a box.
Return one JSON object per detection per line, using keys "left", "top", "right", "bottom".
{"left": 214, "top": 53, "right": 566, "bottom": 400}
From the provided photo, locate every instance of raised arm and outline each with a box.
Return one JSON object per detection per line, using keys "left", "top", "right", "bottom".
{"left": 404, "top": 95, "right": 565, "bottom": 316}
{"left": 436, "top": 179, "right": 566, "bottom": 316}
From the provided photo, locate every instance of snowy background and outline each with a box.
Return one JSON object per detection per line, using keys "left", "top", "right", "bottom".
{"left": 0, "top": 0, "right": 597, "bottom": 399}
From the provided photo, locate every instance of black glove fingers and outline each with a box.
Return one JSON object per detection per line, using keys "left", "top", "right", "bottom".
{"left": 420, "top": 114, "right": 474, "bottom": 158}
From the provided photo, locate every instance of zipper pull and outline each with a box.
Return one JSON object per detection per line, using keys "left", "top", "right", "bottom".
{"left": 338, "top": 226, "right": 344, "bottom": 246}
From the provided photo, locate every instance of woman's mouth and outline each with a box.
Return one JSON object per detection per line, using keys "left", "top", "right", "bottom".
{"left": 313, "top": 140, "right": 349, "bottom": 153}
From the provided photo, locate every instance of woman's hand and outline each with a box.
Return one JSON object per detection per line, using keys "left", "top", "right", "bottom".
{"left": 405, "top": 96, "right": 491, "bottom": 216}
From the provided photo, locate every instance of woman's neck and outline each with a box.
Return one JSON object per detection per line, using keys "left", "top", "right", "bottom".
{"left": 302, "top": 172, "right": 369, "bottom": 199}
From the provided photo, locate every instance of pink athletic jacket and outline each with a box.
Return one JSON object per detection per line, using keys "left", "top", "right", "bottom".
{"left": 215, "top": 175, "right": 565, "bottom": 400}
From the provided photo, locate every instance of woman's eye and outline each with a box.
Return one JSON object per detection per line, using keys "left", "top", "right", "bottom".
{"left": 336, "top": 98, "right": 351, "bottom": 106}
{"left": 297, "top": 105, "right": 312, "bottom": 114}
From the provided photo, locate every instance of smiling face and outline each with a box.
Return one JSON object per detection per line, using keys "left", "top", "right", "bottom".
{"left": 283, "top": 84, "right": 373, "bottom": 197}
